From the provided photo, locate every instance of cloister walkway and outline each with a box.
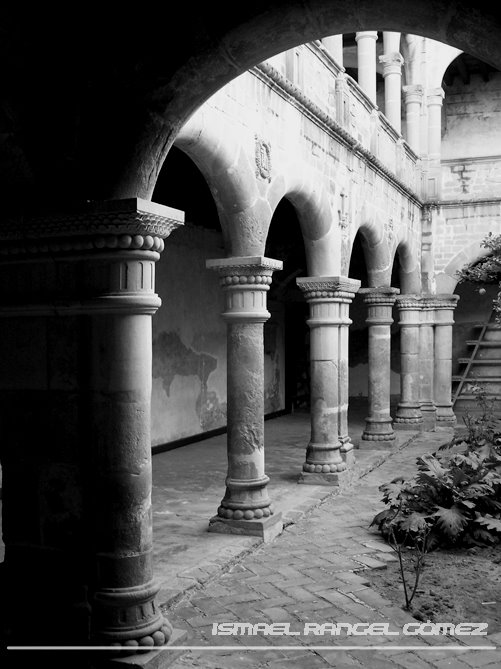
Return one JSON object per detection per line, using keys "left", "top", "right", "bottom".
{"left": 150, "top": 412, "right": 500, "bottom": 668}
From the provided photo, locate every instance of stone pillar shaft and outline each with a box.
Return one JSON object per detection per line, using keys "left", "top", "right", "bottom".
{"left": 206, "top": 256, "right": 283, "bottom": 541}
{"left": 433, "top": 294, "right": 459, "bottom": 426}
{"left": 0, "top": 198, "right": 183, "bottom": 649}
{"left": 427, "top": 87, "right": 445, "bottom": 160}
{"left": 395, "top": 295, "right": 423, "bottom": 428}
{"left": 379, "top": 43, "right": 403, "bottom": 132}
{"left": 296, "top": 276, "right": 360, "bottom": 485}
{"left": 356, "top": 31, "right": 378, "bottom": 104}
{"left": 359, "top": 287, "right": 399, "bottom": 448}
{"left": 419, "top": 296, "right": 437, "bottom": 429}
{"left": 403, "top": 85, "right": 423, "bottom": 154}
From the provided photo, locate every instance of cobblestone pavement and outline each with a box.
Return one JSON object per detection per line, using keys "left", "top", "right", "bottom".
{"left": 160, "top": 429, "right": 500, "bottom": 669}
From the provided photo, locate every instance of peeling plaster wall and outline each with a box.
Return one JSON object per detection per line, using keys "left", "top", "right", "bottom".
{"left": 152, "top": 225, "right": 285, "bottom": 446}
{"left": 152, "top": 225, "right": 227, "bottom": 445}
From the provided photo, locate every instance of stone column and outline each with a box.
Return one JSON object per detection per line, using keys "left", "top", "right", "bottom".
{"left": 206, "top": 256, "right": 283, "bottom": 541}
{"left": 359, "top": 287, "right": 400, "bottom": 448}
{"left": 296, "top": 276, "right": 360, "bottom": 485}
{"left": 0, "top": 199, "right": 183, "bottom": 649}
{"left": 426, "top": 87, "right": 445, "bottom": 199}
{"left": 419, "top": 295, "right": 437, "bottom": 429}
{"left": 379, "top": 33, "right": 403, "bottom": 132}
{"left": 434, "top": 294, "right": 460, "bottom": 427}
{"left": 427, "top": 87, "right": 445, "bottom": 160}
{"left": 355, "top": 31, "right": 378, "bottom": 104}
{"left": 403, "top": 84, "right": 423, "bottom": 154}
{"left": 322, "top": 35, "right": 343, "bottom": 66}
{"left": 394, "top": 295, "right": 424, "bottom": 429}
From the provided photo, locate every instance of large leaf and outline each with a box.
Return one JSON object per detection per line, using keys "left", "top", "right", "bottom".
{"left": 417, "top": 454, "right": 448, "bottom": 478}
{"left": 399, "top": 513, "right": 430, "bottom": 533}
{"left": 432, "top": 506, "right": 468, "bottom": 538}
{"left": 379, "top": 480, "right": 408, "bottom": 505}
{"left": 474, "top": 514, "right": 501, "bottom": 533}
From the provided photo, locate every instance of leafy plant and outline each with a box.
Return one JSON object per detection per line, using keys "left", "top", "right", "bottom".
{"left": 371, "top": 391, "right": 501, "bottom": 550}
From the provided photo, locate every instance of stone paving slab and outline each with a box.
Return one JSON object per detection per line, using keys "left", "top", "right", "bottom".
{"left": 152, "top": 412, "right": 416, "bottom": 606}
{"left": 153, "top": 427, "right": 501, "bottom": 668}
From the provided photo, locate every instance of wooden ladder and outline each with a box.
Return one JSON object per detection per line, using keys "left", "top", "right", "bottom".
{"left": 452, "top": 310, "right": 497, "bottom": 407}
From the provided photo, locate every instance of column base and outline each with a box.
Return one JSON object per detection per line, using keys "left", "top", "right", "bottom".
{"left": 359, "top": 434, "right": 396, "bottom": 450}
{"left": 435, "top": 413, "right": 457, "bottom": 429}
{"left": 208, "top": 511, "right": 283, "bottom": 542}
{"left": 298, "top": 448, "right": 356, "bottom": 485}
{"left": 394, "top": 405, "right": 424, "bottom": 430}
{"left": 109, "top": 628, "right": 187, "bottom": 667}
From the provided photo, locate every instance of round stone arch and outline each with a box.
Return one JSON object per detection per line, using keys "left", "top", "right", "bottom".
{"left": 265, "top": 166, "right": 339, "bottom": 276}
{"left": 436, "top": 239, "right": 494, "bottom": 293}
{"left": 352, "top": 216, "right": 392, "bottom": 287}
{"left": 174, "top": 110, "right": 273, "bottom": 256}
{"left": 391, "top": 240, "right": 421, "bottom": 293}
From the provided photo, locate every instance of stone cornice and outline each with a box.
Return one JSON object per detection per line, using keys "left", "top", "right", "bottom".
{"left": 306, "top": 41, "right": 345, "bottom": 78}
{"left": 378, "top": 111, "right": 402, "bottom": 143}
{"left": 0, "top": 199, "right": 183, "bottom": 256}
{"left": 252, "top": 63, "right": 423, "bottom": 207}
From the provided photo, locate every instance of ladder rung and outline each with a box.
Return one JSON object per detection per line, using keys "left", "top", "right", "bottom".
{"left": 458, "top": 358, "right": 500, "bottom": 364}
{"left": 466, "top": 341, "right": 501, "bottom": 347}
{"left": 453, "top": 376, "right": 501, "bottom": 382}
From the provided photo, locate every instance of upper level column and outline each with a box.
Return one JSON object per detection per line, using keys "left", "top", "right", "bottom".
{"left": 379, "top": 32, "right": 403, "bottom": 132}
{"left": 206, "top": 256, "right": 283, "bottom": 542}
{"left": 426, "top": 87, "right": 445, "bottom": 199}
{"left": 322, "top": 35, "right": 343, "bottom": 67}
{"left": 427, "top": 87, "right": 445, "bottom": 161}
{"left": 403, "top": 85, "right": 424, "bottom": 154}
{"left": 355, "top": 31, "right": 378, "bottom": 104}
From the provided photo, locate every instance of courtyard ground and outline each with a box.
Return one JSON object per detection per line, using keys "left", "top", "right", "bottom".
{"left": 148, "top": 413, "right": 500, "bottom": 668}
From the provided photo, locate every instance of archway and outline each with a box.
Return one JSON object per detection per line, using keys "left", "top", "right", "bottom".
{"left": 264, "top": 197, "right": 309, "bottom": 414}
{"left": 151, "top": 146, "right": 227, "bottom": 450}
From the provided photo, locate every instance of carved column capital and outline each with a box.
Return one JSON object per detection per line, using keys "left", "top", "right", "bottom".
{"left": 206, "top": 256, "right": 283, "bottom": 323}
{"left": 296, "top": 276, "right": 361, "bottom": 302}
{"left": 359, "top": 287, "right": 400, "bottom": 322}
{"left": 427, "top": 87, "right": 445, "bottom": 107}
{"left": 396, "top": 294, "right": 422, "bottom": 325}
{"left": 403, "top": 84, "right": 424, "bottom": 104}
{"left": 379, "top": 52, "right": 404, "bottom": 76}
{"left": 0, "top": 198, "right": 184, "bottom": 316}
